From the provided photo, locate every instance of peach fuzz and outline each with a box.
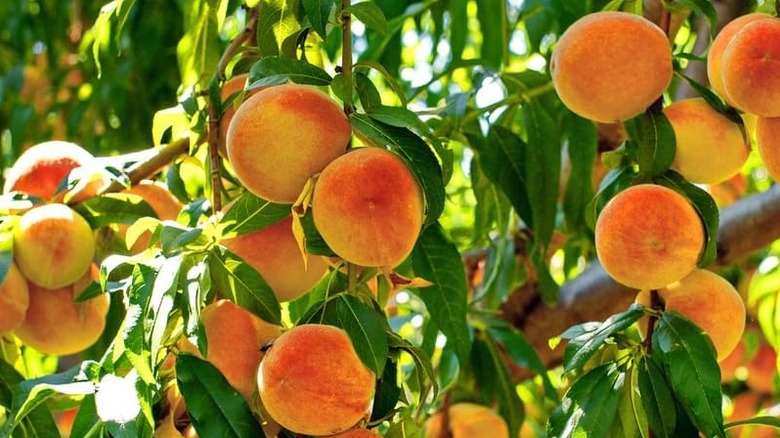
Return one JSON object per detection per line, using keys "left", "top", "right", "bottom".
{"left": 0, "top": 263, "right": 29, "bottom": 336}
{"left": 13, "top": 203, "right": 95, "bottom": 289}
{"left": 706, "top": 13, "right": 772, "bottom": 107}
{"left": 221, "top": 215, "right": 329, "bottom": 302}
{"left": 257, "top": 324, "right": 375, "bottom": 436}
{"left": 550, "top": 11, "right": 672, "bottom": 123}
{"left": 226, "top": 83, "right": 351, "bottom": 204}
{"left": 594, "top": 184, "right": 704, "bottom": 290}
{"left": 312, "top": 147, "right": 424, "bottom": 268}
{"left": 424, "top": 403, "right": 509, "bottom": 438}
{"left": 756, "top": 116, "right": 780, "bottom": 182}
{"left": 197, "top": 299, "right": 281, "bottom": 401}
{"left": 14, "top": 265, "right": 109, "bottom": 356}
{"left": 325, "top": 429, "right": 383, "bottom": 437}
{"left": 3, "top": 141, "right": 96, "bottom": 201}
{"left": 635, "top": 269, "right": 745, "bottom": 361}
{"left": 663, "top": 98, "right": 749, "bottom": 184}
{"left": 721, "top": 17, "right": 780, "bottom": 117}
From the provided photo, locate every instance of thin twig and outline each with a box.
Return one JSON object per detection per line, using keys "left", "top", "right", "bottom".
{"left": 340, "top": 0, "right": 355, "bottom": 116}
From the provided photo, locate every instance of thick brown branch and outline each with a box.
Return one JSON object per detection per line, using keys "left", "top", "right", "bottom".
{"left": 502, "top": 184, "right": 780, "bottom": 380}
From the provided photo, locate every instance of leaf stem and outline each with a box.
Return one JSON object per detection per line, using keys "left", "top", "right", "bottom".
{"left": 340, "top": 0, "right": 355, "bottom": 116}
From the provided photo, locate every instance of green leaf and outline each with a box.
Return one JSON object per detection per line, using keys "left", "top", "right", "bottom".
{"left": 624, "top": 109, "right": 676, "bottom": 180}
{"left": 612, "top": 366, "right": 646, "bottom": 438}
{"left": 208, "top": 247, "right": 282, "bottom": 325}
{"left": 387, "top": 332, "right": 438, "bottom": 404}
{"left": 523, "top": 99, "right": 562, "bottom": 250}
{"left": 411, "top": 223, "right": 471, "bottom": 366}
{"left": 247, "top": 56, "right": 333, "bottom": 88}
{"left": 637, "top": 355, "right": 677, "bottom": 438}
{"left": 725, "top": 416, "right": 780, "bottom": 430}
{"left": 350, "top": 114, "right": 445, "bottom": 226}
{"left": 449, "top": 0, "right": 468, "bottom": 61}
{"left": 654, "top": 171, "right": 719, "bottom": 267}
{"left": 256, "top": 0, "right": 301, "bottom": 58}
{"left": 302, "top": 293, "right": 389, "bottom": 376}
{"left": 344, "top": 2, "right": 389, "bottom": 35}
{"left": 176, "top": 0, "right": 220, "bottom": 88}
{"left": 653, "top": 311, "right": 725, "bottom": 438}
{"left": 585, "top": 165, "right": 637, "bottom": 230}
{"left": 547, "top": 364, "right": 624, "bottom": 438}
{"left": 220, "top": 192, "right": 291, "bottom": 236}
{"left": 562, "top": 304, "right": 645, "bottom": 372}
{"left": 563, "top": 113, "right": 598, "bottom": 231}
{"left": 475, "top": 0, "right": 507, "bottom": 68}
{"left": 69, "top": 395, "right": 103, "bottom": 438}
{"left": 302, "top": 0, "right": 333, "bottom": 38}
{"left": 176, "top": 354, "right": 265, "bottom": 438}
{"left": 370, "top": 357, "right": 401, "bottom": 422}
{"left": 487, "top": 323, "right": 557, "bottom": 400}
{"left": 355, "top": 72, "right": 382, "bottom": 111}
{"left": 671, "top": 0, "right": 717, "bottom": 36}
{"left": 73, "top": 193, "right": 158, "bottom": 228}
{"left": 474, "top": 336, "right": 525, "bottom": 437}
{"left": 330, "top": 73, "right": 352, "bottom": 104}
{"left": 122, "top": 264, "right": 158, "bottom": 384}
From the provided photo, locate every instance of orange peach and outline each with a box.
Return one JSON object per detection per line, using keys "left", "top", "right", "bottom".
{"left": 14, "top": 265, "right": 109, "bottom": 356}
{"left": 550, "top": 11, "right": 672, "bottom": 123}
{"left": 728, "top": 392, "right": 776, "bottom": 438}
{"left": 3, "top": 141, "right": 96, "bottom": 201}
{"left": 221, "top": 215, "right": 328, "bottom": 302}
{"left": 0, "top": 263, "right": 29, "bottom": 336}
{"left": 218, "top": 73, "right": 262, "bottom": 158}
{"left": 756, "top": 116, "right": 780, "bottom": 182}
{"left": 707, "top": 13, "right": 772, "bottom": 106}
{"left": 312, "top": 147, "right": 424, "bottom": 268}
{"left": 424, "top": 403, "right": 510, "bottom": 438}
{"left": 745, "top": 342, "right": 777, "bottom": 394}
{"left": 325, "top": 429, "right": 383, "bottom": 437}
{"left": 257, "top": 324, "right": 375, "bottom": 436}
{"left": 226, "top": 83, "right": 351, "bottom": 203}
{"left": 720, "top": 339, "right": 747, "bottom": 382}
{"left": 13, "top": 203, "right": 95, "bottom": 289}
{"left": 120, "top": 180, "right": 183, "bottom": 253}
{"left": 663, "top": 98, "right": 749, "bottom": 184}
{"left": 635, "top": 269, "right": 745, "bottom": 361}
{"left": 595, "top": 184, "right": 704, "bottom": 290}
{"left": 721, "top": 17, "right": 780, "bottom": 117}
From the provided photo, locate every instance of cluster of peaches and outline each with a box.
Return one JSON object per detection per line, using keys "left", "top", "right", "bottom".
{"left": 550, "top": 10, "right": 766, "bottom": 362}
{"left": 0, "top": 141, "right": 108, "bottom": 357}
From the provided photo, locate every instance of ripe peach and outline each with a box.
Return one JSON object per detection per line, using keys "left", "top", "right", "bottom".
{"left": 424, "top": 403, "right": 510, "bottom": 438}
{"left": 720, "top": 339, "right": 747, "bottom": 382}
{"left": 550, "top": 11, "right": 672, "bottom": 123}
{"left": 728, "top": 392, "right": 776, "bottom": 438}
{"left": 325, "top": 429, "right": 383, "bottom": 437}
{"left": 312, "top": 147, "right": 424, "bottom": 268}
{"left": 721, "top": 17, "right": 780, "bottom": 117}
{"left": 595, "top": 184, "right": 704, "bottom": 290}
{"left": 3, "top": 141, "right": 96, "bottom": 201}
{"left": 745, "top": 342, "right": 777, "bottom": 394}
{"left": 635, "top": 269, "right": 746, "bottom": 361}
{"left": 226, "top": 83, "right": 351, "bottom": 203}
{"left": 257, "top": 324, "right": 375, "bottom": 436}
{"left": 663, "top": 98, "right": 749, "bottom": 184}
{"left": 14, "top": 265, "right": 109, "bottom": 356}
{"left": 756, "top": 116, "right": 780, "bottom": 182}
{"left": 198, "top": 299, "right": 281, "bottom": 401}
{"left": 221, "top": 215, "right": 328, "bottom": 302}
{"left": 218, "top": 74, "right": 262, "bottom": 158}
{"left": 119, "top": 181, "right": 183, "bottom": 253}
{"left": 0, "top": 263, "right": 29, "bottom": 336}
{"left": 706, "top": 13, "right": 772, "bottom": 106}
{"left": 13, "top": 203, "right": 95, "bottom": 289}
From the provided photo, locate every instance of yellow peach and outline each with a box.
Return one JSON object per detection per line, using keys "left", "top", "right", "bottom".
{"left": 3, "top": 141, "right": 96, "bottom": 201}
{"left": 0, "top": 263, "right": 29, "bottom": 336}
{"left": 118, "top": 180, "right": 182, "bottom": 253}
{"left": 218, "top": 73, "right": 263, "bottom": 158}
{"left": 756, "top": 116, "right": 780, "bottom": 182}
{"left": 424, "top": 403, "right": 509, "bottom": 438}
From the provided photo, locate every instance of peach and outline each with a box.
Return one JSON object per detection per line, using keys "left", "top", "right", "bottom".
{"left": 14, "top": 265, "right": 109, "bottom": 356}
{"left": 745, "top": 342, "right": 777, "bottom": 394}
{"left": 198, "top": 299, "right": 281, "bottom": 401}
{"left": 424, "top": 403, "right": 510, "bottom": 438}
{"left": 595, "top": 184, "right": 704, "bottom": 290}
{"left": 0, "top": 263, "right": 29, "bottom": 336}
{"left": 218, "top": 73, "right": 262, "bottom": 158}
{"left": 721, "top": 17, "right": 780, "bottom": 117}
{"left": 706, "top": 13, "right": 772, "bottom": 106}
{"left": 312, "top": 147, "right": 424, "bottom": 268}
{"left": 550, "top": 11, "right": 672, "bottom": 123}
{"left": 756, "top": 116, "right": 780, "bottom": 182}
{"left": 257, "top": 324, "right": 375, "bottom": 436}
{"left": 728, "top": 392, "right": 776, "bottom": 438}
{"left": 221, "top": 215, "right": 329, "bottom": 302}
{"left": 325, "top": 429, "right": 383, "bottom": 437}
{"left": 13, "top": 203, "right": 95, "bottom": 289}
{"left": 226, "top": 83, "right": 351, "bottom": 203}
{"left": 119, "top": 180, "right": 183, "bottom": 253}
{"left": 3, "top": 141, "right": 96, "bottom": 201}
{"left": 635, "top": 269, "right": 745, "bottom": 361}
{"left": 720, "top": 339, "right": 747, "bottom": 382}
{"left": 663, "top": 98, "right": 749, "bottom": 184}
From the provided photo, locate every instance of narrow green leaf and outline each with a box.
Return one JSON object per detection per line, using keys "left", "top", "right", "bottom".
{"left": 387, "top": 331, "right": 438, "bottom": 403}
{"left": 479, "top": 336, "right": 525, "bottom": 437}
{"left": 302, "top": 0, "right": 333, "bottom": 38}
{"left": 256, "top": 0, "right": 300, "bottom": 58}
{"left": 370, "top": 357, "right": 401, "bottom": 422}
{"left": 637, "top": 355, "right": 677, "bottom": 438}
{"left": 563, "top": 304, "right": 645, "bottom": 372}
{"left": 612, "top": 366, "right": 644, "bottom": 438}
{"left": 531, "top": 248, "right": 560, "bottom": 305}
{"left": 207, "top": 248, "right": 282, "bottom": 325}
{"left": 355, "top": 72, "right": 382, "bottom": 111}
{"left": 487, "top": 324, "right": 557, "bottom": 400}
{"left": 624, "top": 109, "right": 676, "bottom": 180}
{"left": 302, "top": 293, "right": 389, "bottom": 376}
{"left": 563, "top": 113, "right": 598, "bottom": 230}
{"left": 73, "top": 193, "right": 158, "bottom": 229}
{"left": 672, "top": 0, "right": 717, "bottom": 36}
{"left": 176, "top": 354, "right": 265, "bottom": 438}
{"left": 344, "top": 2, "right": 389, "bottom": 35}
{"left": 449, "top": 0, "right": 468, "bottom": 61}
{"left": 653, "top": 311, "right": 725, "bottom": 438}
{"left": 247, "top": 56, "right": 333, "bottom": 88}
{"left": 725, "top": 416, "right": 780, "bottom": 430}
{"left": 411, "top": 223, "right": 471, "bottom": 365}
{"left": 220, "top": 192, "right": 291, "bottom": 236}
{"left": 585, "top": 165, "right": 637, "bottom": 230}
{"left": 68, "top": 395, "right": 104, "bottom": 438}
{"left": 350, "top": 114, "right": 445, "bottom": 225}
{"left": 475, "top": 0, "right": 507, "bottom": 68}
{"left": 547, "top": 364, "right": 624, "bottom": 438}
{"left": 519, "top": 0, "right": 557, "bottom": 53}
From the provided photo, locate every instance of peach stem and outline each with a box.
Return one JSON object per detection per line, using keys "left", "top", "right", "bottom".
{"left": 341, "top": 0, "right": 355, "bottom": 116}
